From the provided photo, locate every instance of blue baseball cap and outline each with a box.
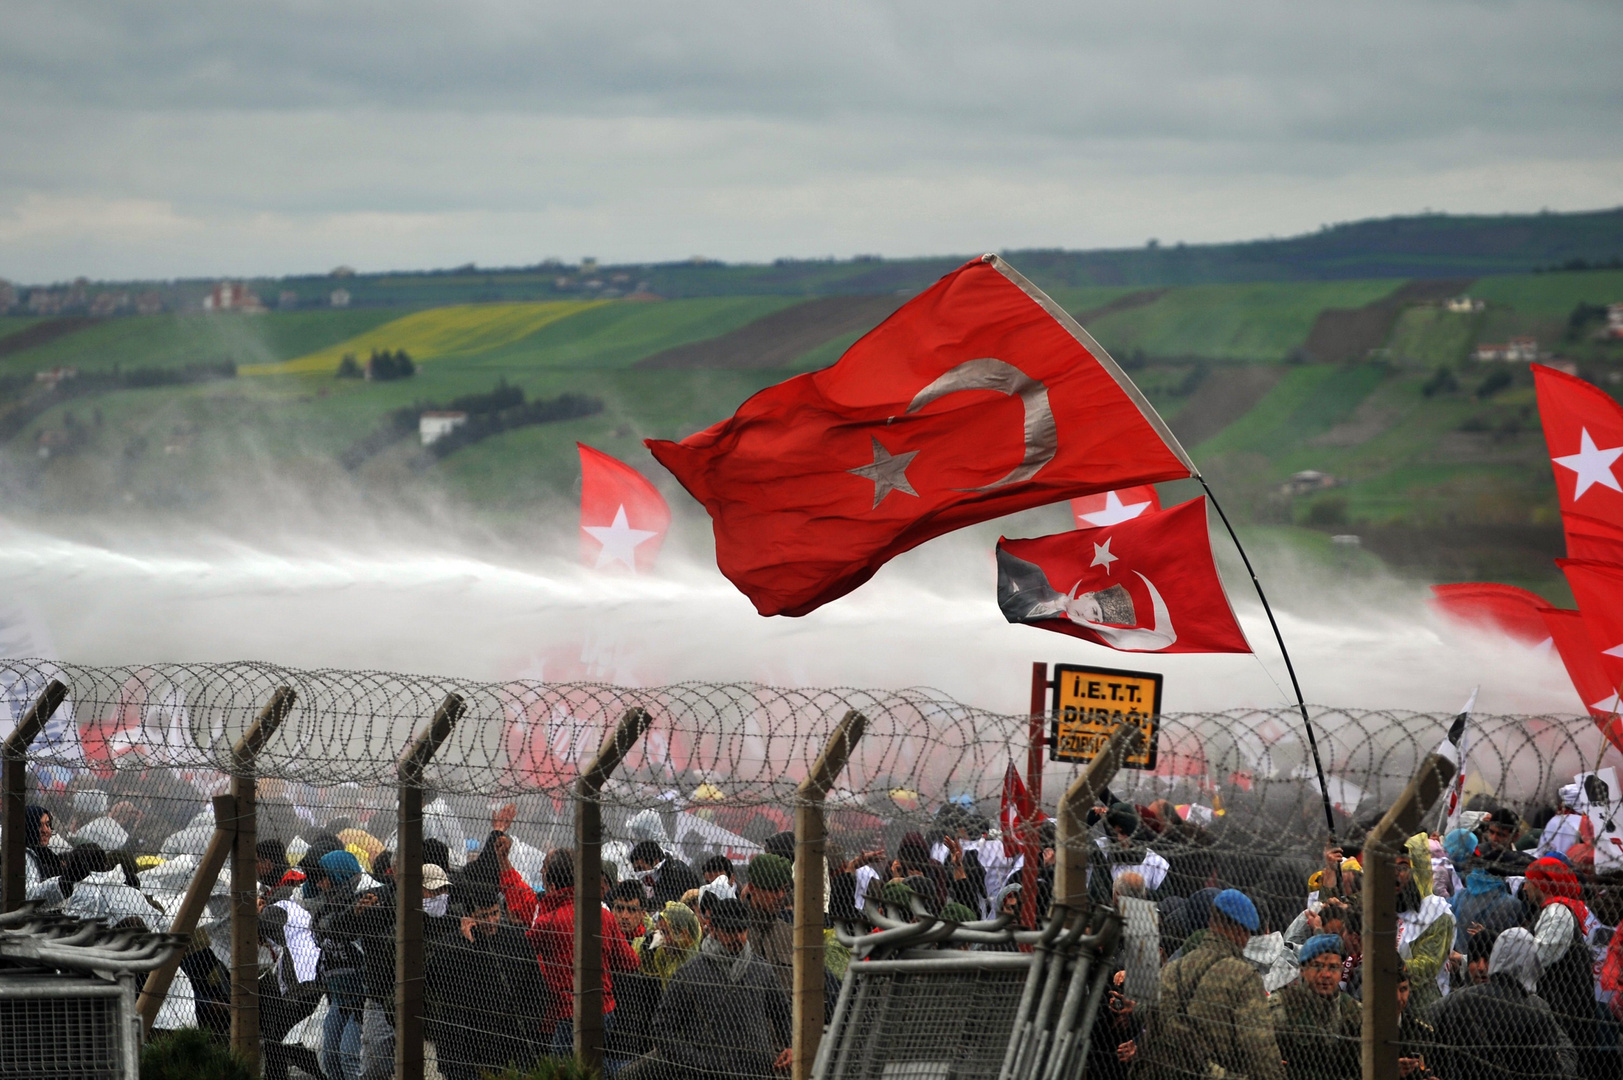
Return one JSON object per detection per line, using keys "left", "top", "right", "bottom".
{"left": 1211, "top": 888, "right": 1259, "bottom": 933}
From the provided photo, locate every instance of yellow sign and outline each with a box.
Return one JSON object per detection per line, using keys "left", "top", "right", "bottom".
{"left": 1050, "top": 663, "right": 1161, "bottom": 768}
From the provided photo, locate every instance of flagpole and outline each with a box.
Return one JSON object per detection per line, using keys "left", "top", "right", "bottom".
{"left": 1197, "top": 477, "right": 1337, "bottom": 836}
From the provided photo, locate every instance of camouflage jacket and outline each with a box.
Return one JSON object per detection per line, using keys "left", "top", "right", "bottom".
{"left": 1269, "top": 980, "right": 1360, "bottom": 1080}
{"left": 1132, "top": 933, "right": 1285, "bottom": 1080}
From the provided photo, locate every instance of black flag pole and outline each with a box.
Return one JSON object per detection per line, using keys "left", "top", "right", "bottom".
{"left": 1197, "top": 476, "right": 1337, "bottom": 836}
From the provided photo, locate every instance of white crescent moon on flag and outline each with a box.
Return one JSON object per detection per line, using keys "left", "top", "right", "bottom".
{"left": 905, "top": 358, "right": 1056, "bottom": 491}
{"left": 1069, "top": 571, "right": 1178, "bottom": 651}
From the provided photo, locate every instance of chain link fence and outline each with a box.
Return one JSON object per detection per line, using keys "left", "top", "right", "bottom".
{"left": 2, "top": 658, "right": 1621, "bottom": 1080}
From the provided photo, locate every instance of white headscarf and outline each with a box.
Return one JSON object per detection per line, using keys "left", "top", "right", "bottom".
{"left": 1488, "top": 927, "right": 1540, "bottom": 994}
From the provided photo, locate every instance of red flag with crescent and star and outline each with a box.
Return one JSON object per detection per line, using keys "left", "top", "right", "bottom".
{"left": 578, "top": 444, "right": 671, "bottom": 573}
{"left": 1535, "top": 363, "right": 1623, "bottom": 527}
{"left": 646, "top": 256, "right": 1195, "bottom": 616}
{"left": 1071, "top": 485, "right": 1161, "bottom": 529}
{"left": 996, "top": 497, "right": 1249, "bottom": 654}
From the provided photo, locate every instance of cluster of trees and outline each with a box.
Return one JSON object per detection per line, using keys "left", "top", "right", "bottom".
{"left": 414, "top": 392, "right": 602, "bottom": 464}
{"left": 1566, "top": 302, "right": 1619, "bottom": 342}
{"left": 336, "top": 349, "right": 416, "bottom": 381}
{"left": 338, "top": 379, "right": 601, "bottom": 471}
{"left": 0, "top": 361, "right": 235, "bottom": 444}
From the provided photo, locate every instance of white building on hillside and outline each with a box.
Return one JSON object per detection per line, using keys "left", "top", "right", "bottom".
{"left": 419, "top": 411, "right": 468, "bottom": 446}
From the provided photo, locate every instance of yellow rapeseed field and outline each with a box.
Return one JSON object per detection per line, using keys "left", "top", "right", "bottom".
{"left": 240, "top": 301, "right": 607, "bottom": 376}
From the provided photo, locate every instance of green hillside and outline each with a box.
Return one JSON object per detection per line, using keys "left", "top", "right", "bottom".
{"left": 3, "top": 262, "right": 1622, "bottom": 587}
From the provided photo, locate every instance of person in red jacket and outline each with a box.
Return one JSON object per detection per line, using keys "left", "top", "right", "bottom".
{"left": 528, "top": 847, "right": 640, "bottom": 1058}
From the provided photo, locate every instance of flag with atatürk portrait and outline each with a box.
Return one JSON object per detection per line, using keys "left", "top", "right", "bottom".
{"left": 646, "top": 255, "right": 1194, "bottom": 617}
{"left": 996, "top": 497, "right": 1250, "bottom": 655}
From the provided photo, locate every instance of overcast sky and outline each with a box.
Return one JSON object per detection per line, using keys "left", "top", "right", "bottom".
{"left": 1, "top": 0, "right": 1619, "bottom": 283}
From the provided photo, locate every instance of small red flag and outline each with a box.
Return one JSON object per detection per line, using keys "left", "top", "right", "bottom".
{"left": 578, "top": 444, "right": 671, "bottom": 573}
{"left": 997, "top": 497, "right": 1249, "bottom": 654}
{"left": 646, "top": 256, "right": 1194, "bottom": 617}
{"left": 1540, "top": 606, "right": 1623, "bottom": 751}
{"left": 999, "top": 762, "right": 1036, "bottom": 858}
{"left": 1535, "top": 363, "right": 1623, "bottom": 526}
{"left": 1071, "top": 485, "right": 1161, "bottom": 529}
{"left": 1429, "top": 582, "right": 1557, "bottom": 648}
{"left": 1565, "top": 511, "right": 1623, "bottom": 563}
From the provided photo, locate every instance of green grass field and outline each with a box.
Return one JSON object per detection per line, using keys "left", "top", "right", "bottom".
{"left": 0, "top": 310, "right": 404, "bottom": 374}
{"left": 1085, "top": 280, "right": 1402, "bottom": 362}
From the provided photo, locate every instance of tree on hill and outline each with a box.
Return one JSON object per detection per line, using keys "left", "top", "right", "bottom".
{"left": 365, "top": 349, "right": 415, "bottom": 381}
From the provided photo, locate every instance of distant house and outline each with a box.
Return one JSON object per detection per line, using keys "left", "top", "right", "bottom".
{"left": 1607, "top": 303, "right": 1623, "bottom": 340}
{"left": 203, "top": 281, "right": 264, "bottom": 312}
{"left": 88, "top": 291, "right": 129, "bottom": 317}
{"left": 279, "top": 290, "right": 300, "bottom": 310}
{"left": 330, "top": 288, "right": 351, "bottom": 308}
{"left": 34, "top": 367, "right": 78, "bottom": 388}
{"left": 419, "top": 411, "right": 468, "bottom": 447}
{"left": 1281, "top": 470, "right": 1338, "bottom": 496}
{"left": 1444, "top": 296, "right": 1484, "bottom": 314}
{"left": 0, "top": 280, "right": 14, "bottom": 311}
{"left": 27, "top": 290, "right": 64, "bottom": 316}
{"left": 1473, "top": 337, "right": 1539, "bottom": 363}
{"left": 134, "top": 291, "right": 165, "bottom": 316}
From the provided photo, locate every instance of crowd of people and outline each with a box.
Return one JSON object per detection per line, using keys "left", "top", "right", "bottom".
{"left": 9, "top": 769, "right": 1623, "bottom": 1079}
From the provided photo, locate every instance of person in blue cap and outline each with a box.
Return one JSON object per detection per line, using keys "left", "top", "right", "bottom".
{"left": 1269, "top": 934, "right": 1361, "bottom": 1080}
{"left": 1133, "top": 888, "right": 1284, "bottom": 1080}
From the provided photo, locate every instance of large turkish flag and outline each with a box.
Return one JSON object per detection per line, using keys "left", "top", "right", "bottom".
{"left": 578, "top": 444, "right": 671, "bottom": 573}
{"left": 647, "top": 256, "right": 1194, "bottom": 616}
{"left": 1535, "top": 363, "right": 1623, "bottom": 525}
{"left": 996, "top": 497, "right": 1249, "bottom": 654}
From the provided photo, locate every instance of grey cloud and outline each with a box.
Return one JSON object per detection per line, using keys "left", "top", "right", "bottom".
{"left": 0, "top": 0, "right": 1618, "bottom": 281}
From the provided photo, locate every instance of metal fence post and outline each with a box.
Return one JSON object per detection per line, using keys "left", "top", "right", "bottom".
{"left": 575, "top": 707, "right": 653, "bottom": 1071}
{"left": 138, "top": 793, "right": 239, "bottom": 1033}
{"left": 1054, "top": 721, "right": 1145, "bottom": 911}
{"left": 1361, "top": 750, "right": 1455, "bottom": 1080}
{"left": 395, "top": 693, "right": 465, "bottom": 1080}
{"left": 1, "top": 679, "right": 67, "bottom": 913}
{"left": 792, "top": 709, "right": 866, "bottom": 1080}
{"left": 231, "top": 686, "right": 295, "bottom": 1072}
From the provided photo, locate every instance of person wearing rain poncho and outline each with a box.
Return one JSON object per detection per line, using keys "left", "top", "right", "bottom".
{"left": 643, "top": 901, "right": 702, "bottom": 984}
{"left": 1444, "top": 827, "right": 1521, "bottom": 957}
{"left": 1428, "top": 927, "right": 1577, "bottom": 1080}
{"left": 1394, "top": 833, "right": 1454, "bottom": 1017}
{"left": 20, "top": 806, "right": 66, "bottom": 905}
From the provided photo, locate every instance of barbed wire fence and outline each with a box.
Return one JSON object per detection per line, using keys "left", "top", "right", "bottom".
{"left": 2, "top": 658, "right": 1620, "bottom": 1080}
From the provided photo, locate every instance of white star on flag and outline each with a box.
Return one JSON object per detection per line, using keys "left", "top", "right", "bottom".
{"left": 1592, "top": 692, "right": 1623, "bottom": 715}
{"left": 1553, "top": 428, "right": 1623, "bottom": 499}
{"left": 1078, "top": 490, "right": 1152, "bottom": 527}
{"left": 1090, "top": 538, "right": 1119, "bottom": 572}
{"left": 582, "top": 505, "right": 659, "bottom": 570}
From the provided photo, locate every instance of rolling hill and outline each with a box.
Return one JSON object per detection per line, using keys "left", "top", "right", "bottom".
{"left": 3, "top": 217, "right": 1623, "bottom": 594}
